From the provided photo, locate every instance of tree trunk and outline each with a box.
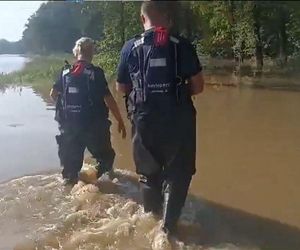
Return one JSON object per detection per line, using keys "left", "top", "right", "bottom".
{"left": 253, "top": 2, "right": 263, "bottom": 71}
{"left": 278, "top": 8, "right": 288, "bottom": 65}
{"left": 227, "top": 0, "right": 239, "bottom": 72}
{"left": 254, "top": 23, "right": 263, "bottom": 71}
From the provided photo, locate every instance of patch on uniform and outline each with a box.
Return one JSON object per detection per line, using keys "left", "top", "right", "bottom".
{"left": 149, "top": 58, "right": 167, "bottom": 67}
{"left": 62, "top": 68, "right": 70, "bottom": 76}
{"left": 170, "top": 36, "right": 179, "bottom": 44}
{"left": 134, "top": 37, "right": 144, "bottom": 48}
{"left": 68, "top": 87, "right": 79, "bottom": 94}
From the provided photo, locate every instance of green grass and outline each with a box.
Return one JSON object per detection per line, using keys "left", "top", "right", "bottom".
{"left": 0, "top": 53, "right": 119, "bottom": 100}
{"left": 0, "top": 53, "right": 117, "bottom": 88}
{"left": 1, "top": 53, "right": 299, "bottom": 91}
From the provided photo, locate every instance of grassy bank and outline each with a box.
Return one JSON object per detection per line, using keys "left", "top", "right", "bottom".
{"left": 1, "top": 54, "right": 300, "bottom": 92}
{"left": 0, "top": 53, "right": 116, "bottom": 88}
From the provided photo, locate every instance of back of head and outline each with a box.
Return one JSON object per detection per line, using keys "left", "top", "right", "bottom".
{"left": 73, "top": 37, "right": 95, "bottom": 62}
{"left": 141, "top": 1, "right": 172, "bottom": 29}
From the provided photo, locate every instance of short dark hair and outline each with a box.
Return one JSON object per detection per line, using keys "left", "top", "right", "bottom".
{"left": 141, "top": 1, "right": 171, "bottom": 21}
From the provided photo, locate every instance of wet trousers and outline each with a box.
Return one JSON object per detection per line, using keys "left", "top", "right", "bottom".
{"left": 131, "top": 107, "right": 196, "bottom": 233}
{"left": 56, "top": 118, "right": 115, "bottom": 180}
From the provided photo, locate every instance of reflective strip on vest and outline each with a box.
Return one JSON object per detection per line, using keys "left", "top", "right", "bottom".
{"left": 149, "top": 58, "right": 167, "bottom": 67}
{"left": 170, "top": 36, "right": 179, "bottom": 44}
{"left": 68, "top": 87, "right": 79, "bottom": 94}
{"left": 134, "top": 37, "right": 144, "bottom": 48}
{"left": 62, "top": 68, "right": 70, "bottom": 76}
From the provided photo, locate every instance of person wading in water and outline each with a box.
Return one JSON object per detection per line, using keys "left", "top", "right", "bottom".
{"left": 50, "top": 37, "right": 126, "bottom": 185}
{"left": 116, "top": 1, "right": 204, "bottom": 235}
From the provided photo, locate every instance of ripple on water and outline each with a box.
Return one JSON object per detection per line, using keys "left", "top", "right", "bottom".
{"left": 0, "top": 165, "right": 260, "bottom": 250}
{"left": 7, "top": 123, "right": 24, "bottom": 128}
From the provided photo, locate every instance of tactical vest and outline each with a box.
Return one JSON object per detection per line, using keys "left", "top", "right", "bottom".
{"left": 128, "top": 27, "right": 190, "bottom": 115}
{"left": 56, "top": 61, "right": 96, "bottom": 126}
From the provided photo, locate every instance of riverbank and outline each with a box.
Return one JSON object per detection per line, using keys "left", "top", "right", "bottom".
{"left": 202, "top": 57, "right": 300, "bottom": 91}
{"left": 1, "top": 55, "right": 300, "bottom": 92}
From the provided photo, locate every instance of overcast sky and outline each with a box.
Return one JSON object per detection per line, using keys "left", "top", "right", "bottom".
{"left": 0, "top": 1, "right": 44, "bottom": 41}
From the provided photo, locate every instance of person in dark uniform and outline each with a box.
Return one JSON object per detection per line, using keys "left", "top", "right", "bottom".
{"left": 50, "top": 37, "right": 126, "bottom": 185}
{"left": 116, "top": 2, "right": 204, "bottom": 234}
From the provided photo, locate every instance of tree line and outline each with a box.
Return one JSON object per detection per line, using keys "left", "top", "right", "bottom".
{"left": 0, "top": 39, "right": 24, "bottom": 54}
{"left": 1, "top": 1, "right": 300, "bottom": 74}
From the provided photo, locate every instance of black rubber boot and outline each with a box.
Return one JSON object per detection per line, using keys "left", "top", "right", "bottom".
{"left": 162, "top": 182, "right": 179, "bottom": 234}
{"left": 97, "top": 170, "right": 115, "bottom": 181}
{"left": 63, "top": 177, "right": 78, "bottom": 186}
{"left": 96, "top": 165, "right": 114, "bottom": 179}
{"left": 162, "top": 175, "right": 192, "bottom": 235}
{"left": 95, "top": 149, "right": 115, "bottom": 179}
{"left": 140, "top": 180, "right": 163, "bottom": 215}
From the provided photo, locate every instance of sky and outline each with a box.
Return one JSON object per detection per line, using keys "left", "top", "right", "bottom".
{"left": 0, "top": 1, "right": 44, "bottom": 42}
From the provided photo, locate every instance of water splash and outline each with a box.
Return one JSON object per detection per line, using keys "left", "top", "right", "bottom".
{"left": 0, "top": 165, "right": 259, "bottom": 250}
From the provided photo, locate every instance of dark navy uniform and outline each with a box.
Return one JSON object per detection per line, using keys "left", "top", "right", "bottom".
{"left": 117, "top": 28, "right": 202, "bottom": 233}
{"left": 53, "top": 61, "right": 115, "bottom": 182}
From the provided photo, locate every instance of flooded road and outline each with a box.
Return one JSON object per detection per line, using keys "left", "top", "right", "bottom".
{"left": 0, "top": 55, "right": 300, "bottom": 249}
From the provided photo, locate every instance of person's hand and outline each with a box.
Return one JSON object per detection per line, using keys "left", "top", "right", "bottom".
{"left": 118, "top": 120, "right": 126, "bottom": 139}
{"left": 50, "top": 88, "right": 59, "bottom": 102}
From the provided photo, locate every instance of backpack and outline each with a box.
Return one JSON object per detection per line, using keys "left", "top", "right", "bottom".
{"left": 56, "top": 61, "right": 95, "bottom": 126}
{"left": 128, "top": 27, "right": 188, "bottom": 115}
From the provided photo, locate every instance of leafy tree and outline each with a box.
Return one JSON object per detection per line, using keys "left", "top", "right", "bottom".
{"left": 5, "top": 0, "right": 300, "bottom": 74}
{"left": 0, "top": 39, "right": 24, "bottom": 54}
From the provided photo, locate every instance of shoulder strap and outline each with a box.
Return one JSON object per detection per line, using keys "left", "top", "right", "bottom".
{"left": 132, "top": 35, "right": 147, "bottom": 102}
{"left": 170, "top": 36, "right": 181, "bottom": 84}
{"left": 170, "top": 36, "right": 184, "bottom": 103}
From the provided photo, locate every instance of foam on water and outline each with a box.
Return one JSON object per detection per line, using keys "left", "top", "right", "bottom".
{"left": 0, "top": 165, "right": 259, "bottom": 250}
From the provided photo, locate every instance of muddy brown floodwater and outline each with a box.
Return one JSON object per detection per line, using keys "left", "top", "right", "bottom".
{"left": 112, "top": 85, "right": 300, "bottom": 228}
{"left": 111, "top": 86, "right": 300, "bottom": 249}
{"left": 1, "top": 55, "right": 300, "bottom": 249}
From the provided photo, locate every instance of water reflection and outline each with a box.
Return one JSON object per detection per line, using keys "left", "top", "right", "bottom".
{"left": 0, "top": 78, "right": 300, "bottom": 248}
{"left": 110, "top": 85, "right": 300, "bottom": 231}
{"left": 1, "top": 82, "right": 300, "bottom": 232}
{"left": 0, "top": 54, "right": 29, "bottom": 74}
{"left": 0, "top": 86, "right": 59, "bottom": 182}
